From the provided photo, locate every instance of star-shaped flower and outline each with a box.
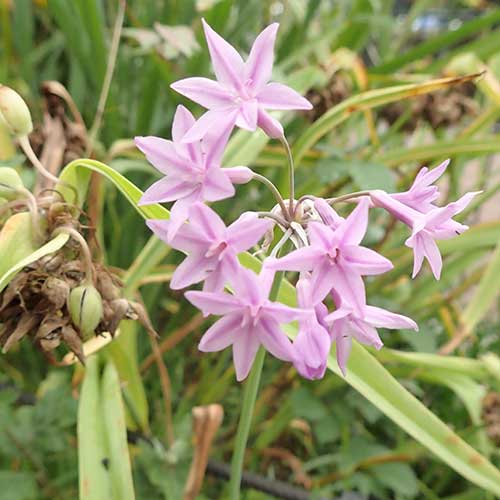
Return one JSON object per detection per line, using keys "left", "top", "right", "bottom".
{"left": 266, "top": 198, "right": 393, "bottom": 306}
{"left": 371, "top": 189, "right": 479, "bottom": 279}
{"left": 171, "top": 20, "right": 312, "bottom": 142}
{"left": 136, "top": 105, "right": 252, "bottom": 239}
{"left": 326, "top": 293, "right": 418, "bottom": 375}
{"left": 293, "top": 278, "right": 331, "bottom": 380}
{"left": 186, "top": 268, "right": 305, "bottom": 380}
{"left": 147, "top": 202, "right": 272, "bottom": 292}
{"left": 391, "top": 159, "right": 449, "bottom": 212}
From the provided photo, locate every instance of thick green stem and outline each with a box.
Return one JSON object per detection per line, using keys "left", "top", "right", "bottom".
{"left": 228, "top": 271, "right": 284, "bottom": 499}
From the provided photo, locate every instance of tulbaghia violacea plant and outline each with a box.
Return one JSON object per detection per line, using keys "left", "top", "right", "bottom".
{"left": 136, "top": 19, "right": 479, "bottom": 497}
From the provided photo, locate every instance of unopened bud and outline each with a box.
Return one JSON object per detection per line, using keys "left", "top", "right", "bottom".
{"left": 68, "top": 284, "right": 103, "bottom": 341}
{"left": 0, "top": 167, "right": 25, "bottom": 200}
{"left": 0, "top": 85, "right": 33, "bottom": 136}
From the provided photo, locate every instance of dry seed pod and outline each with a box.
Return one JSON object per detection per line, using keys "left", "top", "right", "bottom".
{"left": 0, "top": 85, "right": 33, "bottom": 136}
{"left": 42, "top": 277, "right": 70, "bottom": 309}
{"left": 68, "top": 284, "right": 103, "bottom": 341}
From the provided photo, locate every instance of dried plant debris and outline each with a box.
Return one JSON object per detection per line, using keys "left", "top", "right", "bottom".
{"left": 0, "top": 239, "right": 156, "bottom": 364}
{"left": 482, "top": 392, "right": 500, "bottom": 446}
{"left": 305, "top": 74, "right": 477, "bottom": 129}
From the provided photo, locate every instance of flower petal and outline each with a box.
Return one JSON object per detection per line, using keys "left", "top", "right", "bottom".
{"left": 307, "top": 221, "right": 335, "bottom": 250}
{"left": 330, "top": 265, "right": 366, "bottom": 314}
{"left": 256, "top": 108, "right": 284, "bottom": 138}
{"left": 203, "top": 119, "right": 234, "bottom": 167}
{"left": 334, "top": 328, "right": 352, "bottom": 376}
{"left": 223, "top": 166, "right": 253, "bottom": 184}
{"left": 265, "top": 246, "right": 325, "bottom": 272}
{"left": 181, "top": 108, "right": 238, "bottom": 143}
{"left": 236, "top": 99, "right": 258, "bottom": 131}
{"left": 170, "top": 252, "right": 214, "bottom": 289}
{"left": 336, "top": 197, "right": 369, "bottom": 246}
{"left": 185, "top": 290, "right": 242, "bottom": 315}
{"left": 171, "top": 105, "right": 196, "bottom": 142}
{"left": 342, "top": 245, "right": 393, "bottom": 275}
{"left": 135, "top": 136, "right": 192, "bottom": 175}
{"left": 146, "top": 218, "right": 209, "bottom": 252}
{"left": 245, "top": 23, "right": 279, "bottom": 92}
{"left": 227, "top": 214, "right": 273, "bottom": 253}
{"left": 309, "top": 260, "right": 336, "bottom": 304}
{"left": 364, "top": 305, "right": 418, "bottom": 331}
{"left": 202, "top": 19, "right": 244, "bottom": 89}
{"left": 170, "top": 77, "right": 234, "bottom": 109}
{"left": 167, "top": 192, "right": 201, "bottom": 240}
{"left": 257, "top": 82, "right": 312, "bottom": 110}
{"left": 232, "top": 327, "right": 260, "bottom": 381}
{"left": 202, "top": 166, "right": 235, "bottom": 201}
{"left": 314, "top": 198, "right": 344, "bottom": 229}
{"left": 258, "top": 316, "right": 294, "bottom": 362}
{"left": 198, "top": 313, "right": 240, "bottom": 352}
{"left": 189, "top": 202, "right": 226, "bottom": 241}
{"left": 421, "top": 232, "right": 442, "bottom": 280}
{"left": 139, "top": 177, "right": 197, "bottom": 205}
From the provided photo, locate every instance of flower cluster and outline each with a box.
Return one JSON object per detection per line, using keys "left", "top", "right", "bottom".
{"left": 136, "top": 20, "right": 478, "bottom": 381}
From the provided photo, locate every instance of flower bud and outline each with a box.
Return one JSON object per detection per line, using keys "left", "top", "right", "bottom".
{"left": 0, "top": 85, "right": 33, "bottom": 136}
{"left": 68, "top": 284, "right": 104, "bottom": 341}
{"left": 0, "top": 167, "right": 25, "bottom": 200}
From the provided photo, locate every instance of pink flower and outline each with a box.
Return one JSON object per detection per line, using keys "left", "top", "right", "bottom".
{"left": 293, "top": 278, "right": 331, "bottom": 380}
{"left": 135, "top": 105, "right": 252, "bottom": 239}
{"left": 186, "top": 268, "right": 305, "bottom": 381}
{"left": 326, "top": 292, "right": 418, "bottom": 375}
{"left": 371, "top": 189, "right": 479, "bottom": 279}
{"left": 391, "top": 160, "right": 449, "bottom": 212}
{"left": 266, "top": 198, "right": 392, "bottom": 306}
{"left": 147, "top": 203, "right": 272, "bottom": 292}
{"left": 171, "top": 20, "right": 312, "bottom": 142}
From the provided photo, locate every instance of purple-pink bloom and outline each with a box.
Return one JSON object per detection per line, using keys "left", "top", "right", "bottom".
{"left": 266, "top": 198, "right": 392, "bottom": 306}
{"left": 147, "top": 202, "right": 272, "bottom": 292}
{"left": 186, "top": 268, "right": 305, "bottom": 381}
{"left": 171, "top": 20, "right": 312, "bottom": 142}
{"left": 326, "top": 291, "right": 418, "bottom": 375}
{"left": 371, "top": 189, "right": 479, "bottom": 279}
{"left": 135, "top": 105, "right": 252, "bottom": 239}
{"left": 293, "top": 278, "right": 331, "bottom": 380}
{"left": 391, "top": 160, "right": 449, "bottom": 212}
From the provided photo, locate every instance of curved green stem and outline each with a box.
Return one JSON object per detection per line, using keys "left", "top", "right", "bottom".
{"left": 228, "top": 271, "right": 285, "bottom": 499}
{"left": 251, "top": 173, "right": 290, "bottom": 220}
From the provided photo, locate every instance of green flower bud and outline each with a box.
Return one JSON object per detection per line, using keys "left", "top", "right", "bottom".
{"left": 0, "top": 167, "right": 24, "bottom": 200}
{"left": 0, "top": 85, "right": 33, "bottom": 137}
{"left": 68, "top": 284, "right": 104, "bottom": 341}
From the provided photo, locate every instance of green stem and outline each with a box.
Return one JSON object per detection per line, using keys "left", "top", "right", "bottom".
{"left": 228, "top": 270, "right": 285, "bottom": 499}
{"left": 281, "top": 137, "right": 295, "bottom": 215}
{"left": 251, "top": 173, "right": 290, "bottom": 220}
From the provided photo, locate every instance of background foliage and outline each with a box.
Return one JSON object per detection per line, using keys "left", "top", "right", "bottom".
{"left": 1, "top": 0, "right": 499, "bottom": 499}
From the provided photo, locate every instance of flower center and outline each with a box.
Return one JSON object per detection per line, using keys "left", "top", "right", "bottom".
{"left": 205, "top": 241, "right": 228, "bottom": 259}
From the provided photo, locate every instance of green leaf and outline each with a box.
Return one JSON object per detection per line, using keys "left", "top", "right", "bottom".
{"left": 0, "top": 471, "right": 38, "bottom": 500}
{"left": 347, "top": 160, "right": 396, "bottom": 192}
{"left": 462, "top": 241, "right": 500, "bottom": 334}
{"left": 371, "top": 462, "right": 419, "bottom": 498}
{"left": 292, "top": 74, "right": 481, "bottom": 166}
{"left": 101, "top": 360, "right": 136, "bottom": 500}
{"left": 78, "top": 356, "right": 112, "bottom": 500}
{"left": 0, "top": 212, "right": 36, "bottom": 279}
{"left": 0, "top": 231, "right": 69, "bottom": 293}
{"left": 58, "top": 159, "right": 169, "bottom": 220}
